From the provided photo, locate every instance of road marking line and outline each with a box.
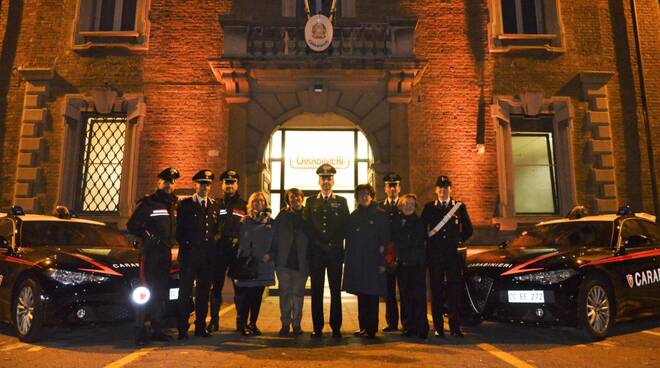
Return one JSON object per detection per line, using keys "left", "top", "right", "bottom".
{"left": 104, "top": 304, "right": 235, "bottom": 368}
{"left": 642, "top": 330, "right": 660, "bottom": 337}
{"left": 27, "top": 346, "right": 45, "bottom": 352}
{"left": 477, "top": 343, "right": 536, "bottom": 368}
{"left": 103, "top": 348, "right": 157, "bottom": 368}
{"left": 0, "top": 342, "right": 28, "bottom": 352}
{"left": 426, "top": 314, "right": 535, "bottom": 368}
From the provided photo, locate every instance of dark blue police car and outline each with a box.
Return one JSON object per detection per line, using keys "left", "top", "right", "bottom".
{"left": 462, "top": 207, "right": 660, "bottom": 340}
{"left": 0, "top": 207, "right": 180, "bottom": 341}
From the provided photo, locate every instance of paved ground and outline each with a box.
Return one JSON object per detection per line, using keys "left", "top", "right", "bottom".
{"left": 0, "top": 295, "right": 659, "bottom": 368}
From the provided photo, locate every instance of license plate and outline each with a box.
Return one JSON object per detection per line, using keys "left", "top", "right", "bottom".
{"left": 169, "top": 288, "right": 179, "bottom": 300}
{"left": 507, "top": 290, "right": 544, "bottom": 303}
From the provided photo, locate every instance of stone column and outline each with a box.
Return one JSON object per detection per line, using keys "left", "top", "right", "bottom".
{"left": 212, "top": 66, "right": 251, "bottom": 199}
{"left": 14, "top": 68, "right": 54, "bottom": 213}
{"left": 386, "top": 70, "right": 415, "bottom": 194}
{"left": 580, "top": 72, "right": 617, "bottom": 214}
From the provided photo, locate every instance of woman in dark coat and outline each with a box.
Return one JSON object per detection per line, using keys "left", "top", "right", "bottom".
{"left": 342, "top": 184, "right": 390, "bottom": 338}
{"left": 234, "top": 191, "right": 275, "bottom": 336}
{"left": 272, "top": 188, "right": 310, "bottom": 337}
{"left": 392, "top": 194, "right": 429, "bottom": 338}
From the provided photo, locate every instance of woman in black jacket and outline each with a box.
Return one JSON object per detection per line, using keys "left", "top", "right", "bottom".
{"left": 392, "top": 194, "right": 429, "bottom": 338}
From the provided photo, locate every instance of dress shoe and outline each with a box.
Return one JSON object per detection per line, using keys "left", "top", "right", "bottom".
{"left": 418, "top": 332, "right": 428, "bottom": 339}
{"left": 291, "top": 327, "right": 303, "bottom": 337}
{"left": 353, "top": 329, "right": 367, "bottom": 337}
{"left": 434, "top": 330, "right": 446, "bottom": 338}
{"left": 332, "top": 330, "right": 342, "bottom": 338}
{"left": 195, "top": 329, "right": 212, "bottom": 337}
{"left": 364, "top": 332, "right": 377, "bottom": 339}
{"left": 279, "top": 325, "right": 290, "bottom": 337}
{"left": 248, "top": 324, "right": 262, "bottom": 336}
{"left": 151, "top": 331, "right": 173, "bottom": 342}
{"left": 382, "top": 325, "right": 398, "bottom": 332}
{"left": 311, "top": 331, "right": 323, "bottom": 338}
{"left": 177, "top": 332, "right": 189, "bottom": 341}
{"left": 450, "top": 330, "right": 464, "bottom": 338}
{"left": 240, "top": 328, "right": 252, "bottom": 336}
{"left": 207, "top": 320, "right": 219, "bottom": 332}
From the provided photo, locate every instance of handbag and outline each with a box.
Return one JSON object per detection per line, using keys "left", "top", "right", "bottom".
{"left": 229, "top": 241, "right": 259, "bottom": 281}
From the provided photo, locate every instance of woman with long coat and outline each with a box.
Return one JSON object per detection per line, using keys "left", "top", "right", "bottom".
{"left": 234, "top": 191, "right": 275, "bottom": 336}
{"left": 342, "top": 184, "right": 390, "bottom": 338}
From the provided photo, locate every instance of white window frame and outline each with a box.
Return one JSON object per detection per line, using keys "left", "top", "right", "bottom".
{"left": 60, "top": 93, "right": 146, "bottom": 227}
{"left": 488, "top": 0, "right": 565, "bottom": 53}
{"left": 72, "top": 0, "right": 151, "bottom": 51}
{"left": 491, "top": 93, "right": 577, "bottom": 230}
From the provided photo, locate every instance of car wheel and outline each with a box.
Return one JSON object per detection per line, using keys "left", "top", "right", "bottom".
{"left": 578, "top": 276, "right": 614, "bottom": 341}
{"left": 12, "top": 277, "right": 45, "bottom": 342}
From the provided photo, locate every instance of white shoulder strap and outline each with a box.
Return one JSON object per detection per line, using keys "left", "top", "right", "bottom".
{"left": 427, "top": 202, "right": 462, "bottom": 238}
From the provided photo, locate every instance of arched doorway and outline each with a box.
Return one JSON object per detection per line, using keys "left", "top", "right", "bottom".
{"left": 264, "top": 113, "right": 375, "bottom": 217}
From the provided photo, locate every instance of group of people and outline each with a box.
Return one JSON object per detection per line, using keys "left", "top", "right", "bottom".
{"left": 126, "top": 163, "right": 473, "bottom": 346}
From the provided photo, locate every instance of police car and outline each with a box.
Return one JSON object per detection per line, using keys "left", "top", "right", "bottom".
{"left": 0, "top": 206, "right": 180, "bottom": 342}
{"left": 462, "top": 206, "right": 660, "bottom": 340}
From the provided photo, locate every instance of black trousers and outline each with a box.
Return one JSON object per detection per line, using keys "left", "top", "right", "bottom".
{"left": 397, "top": 265, "right": 429, "bottom": 335}
{"left": 357, "top": 294, "right": 379, "bottom": 335}
{"left": 136, "top": 247, "right": 171, "bottom": 333}
{"left": 385, "top": 271, "right": 405, "bottom": 328}
{"left": 209, "top": 245, "right": 237, "bottom": 326}
{"left": 309, "top": 251, "right": 343, "bottom": 332}
{"left": 235, "top": 286, "right": 265, "bottom": 327}
{"left": 428, "top": 252, "right": 462, "bottom": 332}
{"left": 178, "top": 247, "right": 213, "bottom": 333}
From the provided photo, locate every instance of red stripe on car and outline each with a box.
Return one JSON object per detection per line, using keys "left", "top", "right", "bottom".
{"left": 582, "top": 249, "right": 660, "bottom": 267}
{"left": 500, "top": 252, "right": 562, "bottom": 276}
{"left": 61, "top": 252, "right": 123, "bottom": 276}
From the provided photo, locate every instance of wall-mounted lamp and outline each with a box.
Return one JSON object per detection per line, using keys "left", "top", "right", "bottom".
{"left": 313, "top": 84, "right": 324, "bottom": 93}
{"left": 476, "top": 144, "right": 485, "bottom": 155}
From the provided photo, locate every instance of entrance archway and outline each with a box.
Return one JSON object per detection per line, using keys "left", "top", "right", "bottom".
{"left": 263, "top": 113, "right": 375, "bottom": 216}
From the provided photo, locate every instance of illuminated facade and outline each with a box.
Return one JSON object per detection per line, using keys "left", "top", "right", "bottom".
{"left": 0, "top": 0, "right": 658, "bottom": 242}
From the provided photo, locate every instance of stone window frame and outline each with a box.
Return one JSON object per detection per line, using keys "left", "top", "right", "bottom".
{"left": 72, "top": 0, "right": 151, "bottom": 51}
{"left": 59, "top": 92, "right": 145, "bottom": 227}
{"left": 488, "top": 0, "right": 566, "bottom": 53}
{"left": 491, "top": 93, "right": 577, "bottom": 230}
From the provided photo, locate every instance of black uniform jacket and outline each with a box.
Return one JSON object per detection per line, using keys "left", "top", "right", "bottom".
{"left": 421, "top": 198, "right": 473, "bottom": 255}
{"left": 176, "top": 196, "right": 220, "bottom": 261}
{"left": 127, "top": 189, "right": 178, "bottom": 252}
{"left": 302, "top": 192, "right": 350, "bottom": 257}
{"left": 391, "top": 213, "right": 426, "bottom": 266}
{"left": 216, "top": 193, "right": 247, "bottom": 251}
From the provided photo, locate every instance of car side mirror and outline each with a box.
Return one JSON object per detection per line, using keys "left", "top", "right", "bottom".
{"left": 623, "top": 235, "right": 651, "bottom": 249}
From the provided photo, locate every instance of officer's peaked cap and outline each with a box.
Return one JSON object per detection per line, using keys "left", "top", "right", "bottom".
{"left": 157, "top": 167, "right": 180, "bottom": 182}
{"left": 220, "top": 169, "right": 239, "bottom": 182}
{"left": 316, "top": 163, "right": 337, "bottom": 176}
{"left": 383, "top": 172, "right": 402, "bottom": 183}
{"left": 193, "top": 169, "right": 214, "bottom": 183}
{"left": 435, "top": 175, "right": 452, "bottom": 188}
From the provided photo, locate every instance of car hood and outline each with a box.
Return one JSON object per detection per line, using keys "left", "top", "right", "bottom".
{"left": 467, "top": 247, "right": 577, "bottom": 277}
{"left": 21, "top": 246, "right": 143, "bottom": 277}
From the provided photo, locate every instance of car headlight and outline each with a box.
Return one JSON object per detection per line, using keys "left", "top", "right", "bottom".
{"left": 512, "top": 269, "right": 578, "bottom": 285}
{"left": 131, "top": 286, "right": 151, "bottom": 305}
{"left": 47, "top": 269, "right": 109, "bottom": 285}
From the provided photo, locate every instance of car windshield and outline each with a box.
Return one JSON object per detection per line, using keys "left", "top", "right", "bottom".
{"left": 508, "top": 221, "right": 614, "bottom": 250}
{"left": 20, "top": 221, "right": 131, "bottom": 248}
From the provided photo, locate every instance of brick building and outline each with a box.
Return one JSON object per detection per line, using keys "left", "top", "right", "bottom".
{"left": 0, "top": 0, "right": 658, "bottom": 242}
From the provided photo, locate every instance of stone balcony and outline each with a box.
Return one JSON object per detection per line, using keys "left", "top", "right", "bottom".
{"left": 220, "top": 15, "right": 418, "bottom": 61}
